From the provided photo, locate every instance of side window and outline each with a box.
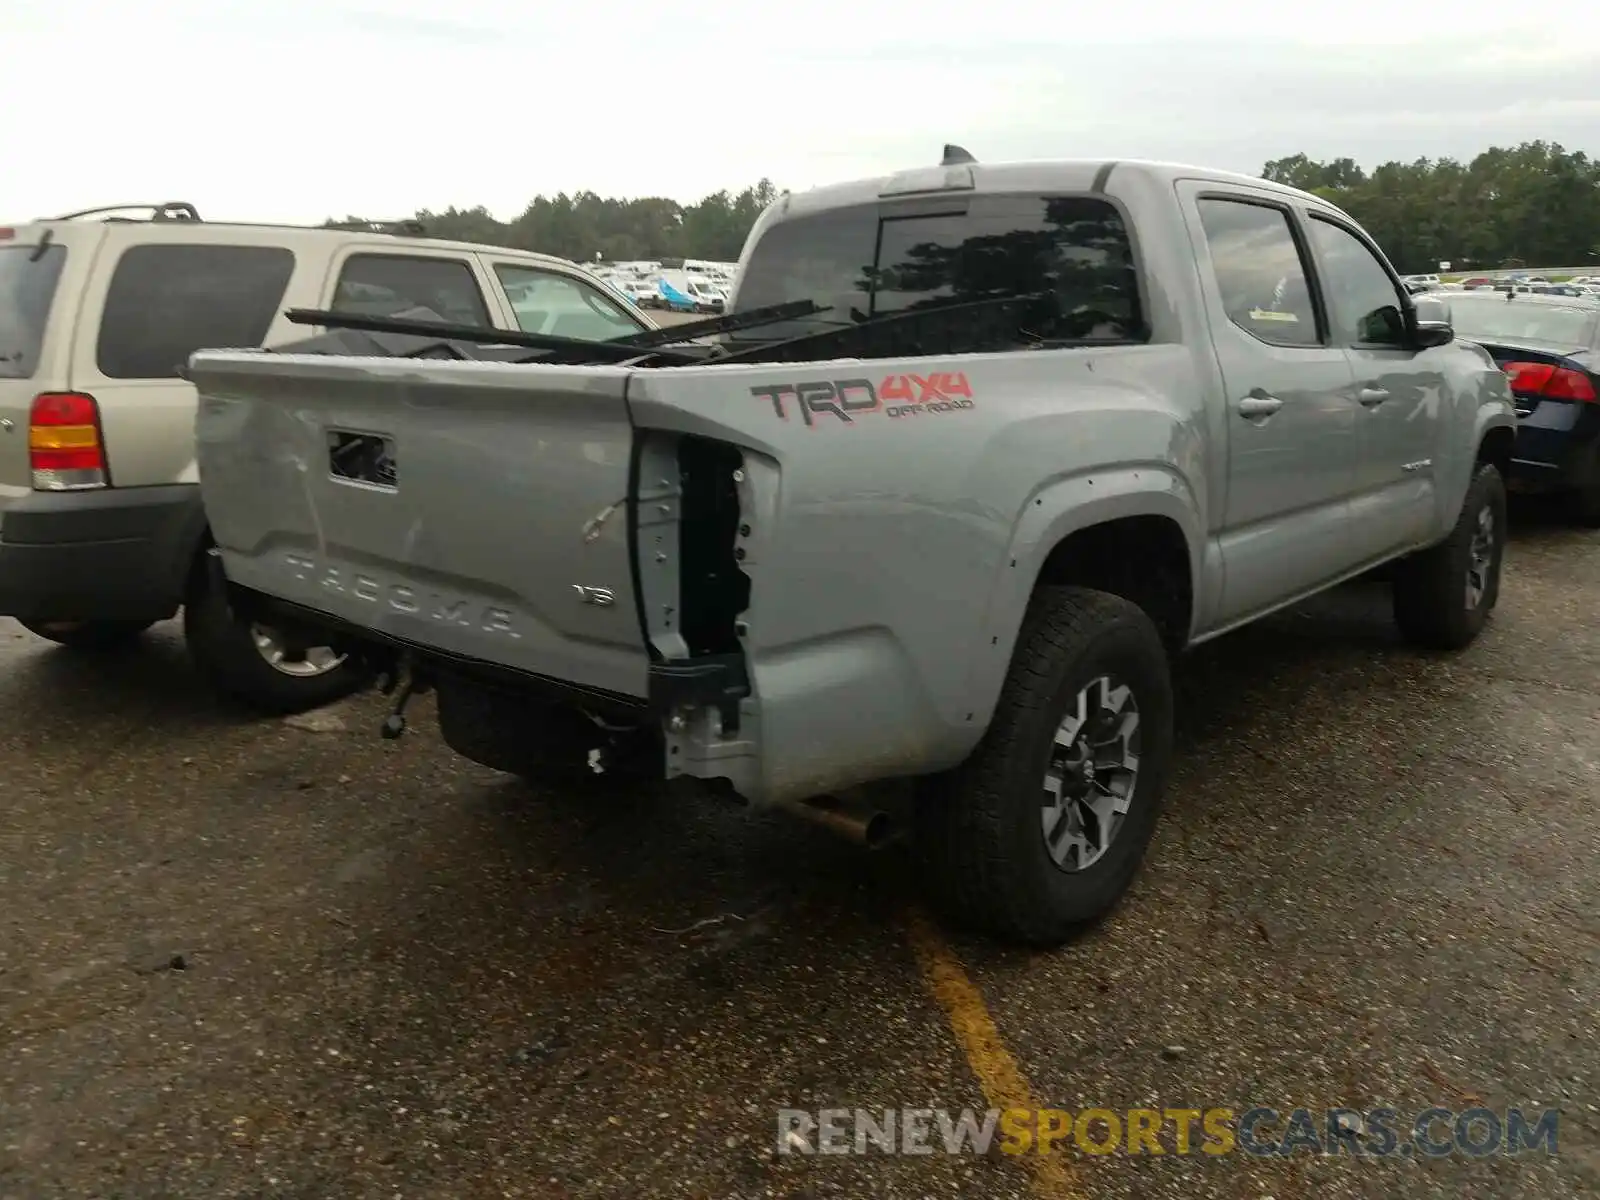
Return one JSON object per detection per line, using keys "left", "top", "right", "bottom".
{"left": 720, "top": 207, "right": 878, "bottom": 339}
{"left": 331, "top": 254, "right": 489, "bottom": 327}
{"left": 871, "top": 195, "right": 1146, "bottom": 342}
{"left": 1195, "top": 198, "right": 1321, "bottom": 348}
{"left": 493, "top": 265, "right": 644, "bottom": 341}
{"left": 96, "top": 244, "right": 295, "bottom": 379}
{"left": 1307, "top": 217, "right": 1409, "bottom": 347}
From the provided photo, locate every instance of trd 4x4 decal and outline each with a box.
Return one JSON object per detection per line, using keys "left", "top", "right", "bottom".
{"left": 750, "top": 371, "right": 976, "bottom": 426}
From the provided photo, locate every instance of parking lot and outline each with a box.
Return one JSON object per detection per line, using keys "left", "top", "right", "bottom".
{"left": 2, "top": 503, "right": 1597, "bottom": 1200}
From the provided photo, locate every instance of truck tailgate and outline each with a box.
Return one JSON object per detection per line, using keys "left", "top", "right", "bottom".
{"left": 190, "top": 352, "right": 650, "bottom": 699}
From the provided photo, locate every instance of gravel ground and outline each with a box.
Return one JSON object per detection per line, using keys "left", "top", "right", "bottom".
{"left": 1, "top": 501, "right": 1596, "bottom": 1199}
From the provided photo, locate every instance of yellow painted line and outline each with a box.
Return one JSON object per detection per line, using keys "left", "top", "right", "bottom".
{"left": 903, "top": 907, "right": 1082, "bottom": 1198}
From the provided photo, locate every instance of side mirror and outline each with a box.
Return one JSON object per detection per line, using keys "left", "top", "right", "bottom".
{"left": 1413, "top": 320, "right": 1455, "bottom": 349}
{"left": 1408, "top": 296, "right": 1454, "bottom": 349}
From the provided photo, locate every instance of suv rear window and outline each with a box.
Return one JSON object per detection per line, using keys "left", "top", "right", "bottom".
{"left": 97, "top": 244, "right": 296, "bottom": 379}
{"left": 0, "top": 244, "right": 69, "bottom": 379}
{"left": 731, "top": 193, "right": 1144, "bottom": 344}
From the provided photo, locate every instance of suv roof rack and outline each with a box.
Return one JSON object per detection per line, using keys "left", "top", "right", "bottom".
{"left": 49, "top": 202, "right": 202, "bottom": 223}
{"left": 322, "top": 218, "right": 428, "bottom": 237}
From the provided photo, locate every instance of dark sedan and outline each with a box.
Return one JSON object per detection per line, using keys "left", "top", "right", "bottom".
{"left": 1439, "top": 291, "right": 1600, "bottom": 524}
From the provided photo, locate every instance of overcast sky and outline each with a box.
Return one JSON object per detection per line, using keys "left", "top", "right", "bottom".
{"left": 7, "top": 0, "right": 1597, "bottom": 224}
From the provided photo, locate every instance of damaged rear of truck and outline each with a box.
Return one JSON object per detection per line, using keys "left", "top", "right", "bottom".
{"left": 192, "top": 312, "right": 1194, "bottom": 799}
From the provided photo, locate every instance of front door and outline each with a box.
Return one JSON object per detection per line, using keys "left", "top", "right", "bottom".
{"left": 1303, "top": 213, "right": 1445, "bottom": 560}
{"left": 1179, "top": 185, "right": 1363, "bottom": 624}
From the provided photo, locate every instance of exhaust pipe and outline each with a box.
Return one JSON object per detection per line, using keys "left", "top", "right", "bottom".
{"left": 776, "top": 793, "right": 894, "bottom": 849}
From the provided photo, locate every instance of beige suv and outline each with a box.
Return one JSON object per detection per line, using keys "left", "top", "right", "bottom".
{"left": 0, "top": 202, "right": 654, "bottom": 712}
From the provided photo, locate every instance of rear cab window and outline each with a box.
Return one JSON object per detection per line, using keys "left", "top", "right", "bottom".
{"left": 729, "top": 193, "right": 1145, "bottom": 347}
{"left": 96, "top": 244, "right": 296, "bottom": 379}
{"left": 0, "top": 241, "right": 70, "bottom": 379}
{"left": 330, "top": 254, "right": 490, "bottom": 327}
{"left": 1194, "top": 198, "right": 1322, "bottom": 348}
{"left": 491, "top": 264, "right": 645, "bottom": 341}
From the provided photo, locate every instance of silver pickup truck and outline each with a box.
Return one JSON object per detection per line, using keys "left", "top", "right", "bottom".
{"left": 189, "top": 152, "right": 1517, "bottom": 944}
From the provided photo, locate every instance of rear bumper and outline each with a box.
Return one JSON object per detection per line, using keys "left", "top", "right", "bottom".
{"left": 0, "top": 484, "right": 205, "bottom": 622}
{"left": 227, "top": 583, "right": 748, "bottom": 726}
{"left": 1509, "top": 400, "right": 1600, "bottom": 493}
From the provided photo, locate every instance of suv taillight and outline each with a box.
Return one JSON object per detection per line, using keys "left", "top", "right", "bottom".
{"left": 1502, "top": 361, "right": 1598, "bottom": 404}
{"left": 30, "top": 392, "right": 109, "bottom": 490}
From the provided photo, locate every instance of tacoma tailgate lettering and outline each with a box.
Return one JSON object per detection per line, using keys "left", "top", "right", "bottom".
{"left": 283, "top": 553, "right": 523, "bottom": 638}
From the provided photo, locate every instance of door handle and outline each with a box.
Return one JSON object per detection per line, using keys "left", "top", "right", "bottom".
{"left": 1237, "top": 394, "right": 1283, "bottom": 418}
{"left": 1358, "top": 386, "right": 1390, "bottom": 407}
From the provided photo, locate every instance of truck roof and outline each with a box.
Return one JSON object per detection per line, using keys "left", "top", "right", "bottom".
{"left": 768, "top": 157, "right": 1328, "bottom": 220}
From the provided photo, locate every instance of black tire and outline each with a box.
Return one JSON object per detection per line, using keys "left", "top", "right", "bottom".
{"left": 1568, "top": 484, "right": 1600, "bottom": 529}
{"left": 435, "top": 673, "right": 658, "bottom": 786}
{"left": 182, "top": 565, "right": 370, "bottom": 715}
{"left": 18, "top": 618, "right": 152, "bottom": 651}
{"left": 1393, "top": 462, "right": 1506, "bottom": 651}
{"left": 914, "top": 586, "right": 1175, "bottom": 946}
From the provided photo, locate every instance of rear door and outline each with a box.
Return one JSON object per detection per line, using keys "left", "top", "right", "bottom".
{"left": 317, "top": 245, "right": 499, "bottom": 330}
{"left": 1178, "top": 185, "right": 1364, "bottom": 624}
{"left": 0, "top": 223, "right": 101, "bottom": 508}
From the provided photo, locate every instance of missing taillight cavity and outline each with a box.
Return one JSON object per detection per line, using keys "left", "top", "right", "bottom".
{"left": 677, "top": 435, "right": 751, "bottom": 657}
{"left": 29, "top": 391, "right": 108, "bottom": 490}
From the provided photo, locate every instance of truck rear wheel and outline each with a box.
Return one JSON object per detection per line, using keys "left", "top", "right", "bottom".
{"left": 435, "top": 674, "right": 658, "bottom": 787}
{"left": 1392, "top": 462, "right": 1506, "bottom": 650}
{"left": 914, "top": 586, "right": 1175, "bottom": 946}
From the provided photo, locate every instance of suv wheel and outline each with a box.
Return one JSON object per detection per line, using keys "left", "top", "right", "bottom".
{"left": 914, "top": 586, "right": 1175, "bottom": 946}
{"left": 183, "top": 563, "right": 370, "bottom": 715}
{"left": 18, "top": 619, "right": 152, "bottom": 651}
{"left": 1393, "top": 462, "right": 1506, "bottom": 650}
{"left": 1569, "top": 484, "right": 1600, "bottom": 529}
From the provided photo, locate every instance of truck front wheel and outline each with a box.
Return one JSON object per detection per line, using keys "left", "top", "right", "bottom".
{"left": 915, "top": 586, "right": 1175, "bottom": 946}
{"left": 1392, "top": 462, "right": 1506, "bottom": 650}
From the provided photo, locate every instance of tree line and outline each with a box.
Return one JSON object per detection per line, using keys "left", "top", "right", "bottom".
{"left": 1262, "top": 141, "right": 1600, "bottom": 273}
{"left": 326, "top": 180, "right": 779, "bottom": 264}
{"left": 324, "top": 140, "right": 1600, "bottom": 274}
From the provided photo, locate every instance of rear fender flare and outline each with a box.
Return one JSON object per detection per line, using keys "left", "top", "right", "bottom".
{"left": 959, "top": 466, "right": 1203, "bottom": 733}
